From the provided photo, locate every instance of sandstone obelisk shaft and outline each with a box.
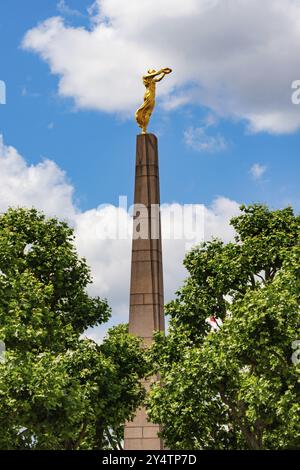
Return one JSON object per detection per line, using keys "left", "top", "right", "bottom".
{"left": 124, "top": 133, "right": 164, "bottom": 450}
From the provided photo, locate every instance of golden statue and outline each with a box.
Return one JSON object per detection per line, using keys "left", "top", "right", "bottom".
{"left": 135, "top": 68, "right": 172, "bottom": 134}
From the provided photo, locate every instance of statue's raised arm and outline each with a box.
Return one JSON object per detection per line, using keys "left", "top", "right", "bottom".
{"left": 135, "top": 67, "right": 172, "bottom": 134}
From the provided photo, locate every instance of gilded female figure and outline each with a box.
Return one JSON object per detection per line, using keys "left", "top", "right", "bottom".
{"left": 135, "top": 68, "right": 172, "bottom": 134}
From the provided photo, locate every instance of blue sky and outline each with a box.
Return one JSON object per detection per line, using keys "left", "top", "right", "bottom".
{"left": 1, "top": 0, "right": 300, "bottom": 338}
{"left": 1, "top": 0, "right": 300, "bottom": 212}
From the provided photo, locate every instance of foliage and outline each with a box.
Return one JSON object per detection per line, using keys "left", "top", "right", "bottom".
{"left": 0, "top": 208, "right": 146, "bottom": 449}
{"left": 147, "top": 204, "right": 300, "bottom": 449}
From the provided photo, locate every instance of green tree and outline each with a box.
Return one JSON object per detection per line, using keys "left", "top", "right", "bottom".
{"left": 147, "top": 204, "right": 300, "bottom": 450}
{"left": 0, "top": 208, "right": 146, "bottom": 449}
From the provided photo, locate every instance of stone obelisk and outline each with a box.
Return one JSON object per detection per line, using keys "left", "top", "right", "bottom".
{"left": 124, "top": 67, "right": 172, "bottom": 450}
{"left": 124, "top": 133, "right": 165, "bottom": 450}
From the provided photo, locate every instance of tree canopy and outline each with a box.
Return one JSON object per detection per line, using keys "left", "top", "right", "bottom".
{"left": 147, "top": 204, "right": 300, "bottom": 450}
{"left": 0, "top": 208, "right": 146, "bottom": 449}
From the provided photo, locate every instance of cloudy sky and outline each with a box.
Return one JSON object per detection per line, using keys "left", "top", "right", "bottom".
{"left": 1, "top": 0, "right": 300, "bottom": 339}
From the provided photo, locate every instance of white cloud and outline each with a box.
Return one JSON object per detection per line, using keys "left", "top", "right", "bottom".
{"left": 250, "top": 163, "right": 267, "bottom": 180}
{"left": 0, "top": 80, "right": 6, "bottom": 105}
{"left": 0, "top": 134, "right": 239, "bottom": 341}
{"left": 56, "top": 0, "right": 84, "bottom": 18}
{"left": 0, "top": 135, "right": 76, "bottom": 220}
{"left": 184, "top": 126, "right": 227, "bottom": 153}
{"left": 184, "top": 113, "right": 228, "bottom": 153}
{"left": 22, "top": 0, "right": 300, "bottom": 133}
{"left": 203, "top": 197, "right": 240, "bottom": 242}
